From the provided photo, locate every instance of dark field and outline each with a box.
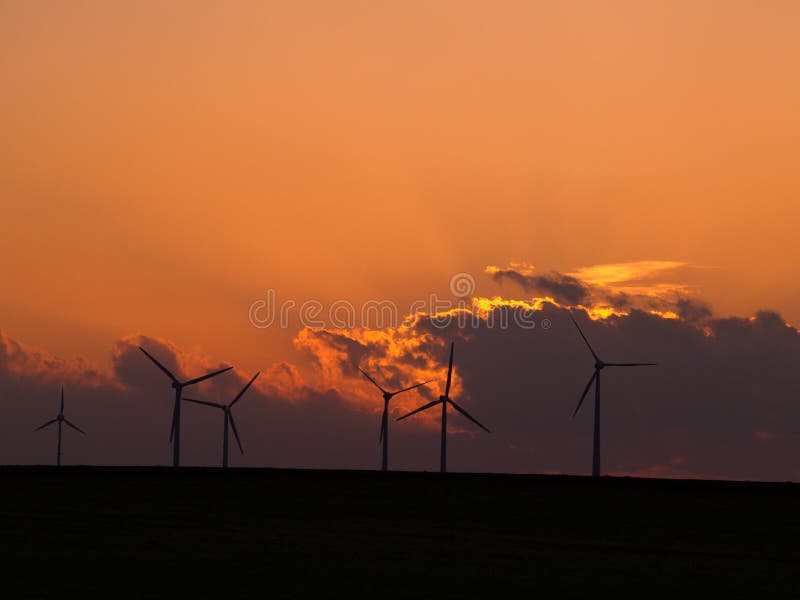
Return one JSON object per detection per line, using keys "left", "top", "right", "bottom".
{"left": 2, "top": 467, "right": 799, "bottom": 598}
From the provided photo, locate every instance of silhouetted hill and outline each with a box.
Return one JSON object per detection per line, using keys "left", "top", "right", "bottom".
{"left": 2, "top": 467, "right": 798, "bottom": 598}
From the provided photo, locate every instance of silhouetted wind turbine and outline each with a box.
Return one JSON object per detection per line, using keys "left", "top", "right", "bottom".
{"left": 183, "top": 371, "right": 260, "bottom": 468}
{"left": 357, "top": 367, "right": 432, "bottom": 471}
{"left": 568, "top": 312, "right": 656, "bottom": 478}
{"left": 397, "top": 342, "right": 489, "bottom": 473}
{"left": 139, "top": 346, "right": 233, "bottom": 467}
{"left": 34, "top": 388, "right": 86, "bottom": 466}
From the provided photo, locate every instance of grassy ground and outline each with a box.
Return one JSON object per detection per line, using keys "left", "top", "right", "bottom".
{"left": 1, "top": 467, "right": 798, "bottom": 598}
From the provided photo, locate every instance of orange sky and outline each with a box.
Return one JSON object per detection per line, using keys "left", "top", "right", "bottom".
{"left": 2, "top": 1, "right": 799, "bottom": 372}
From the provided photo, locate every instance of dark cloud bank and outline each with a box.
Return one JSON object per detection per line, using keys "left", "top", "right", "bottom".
{"left": 2, "top": 299, "right": 800, "bottom": 481}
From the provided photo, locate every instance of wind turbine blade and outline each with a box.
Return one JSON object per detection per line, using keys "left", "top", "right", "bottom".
{"left": 568, "top": 313, "right": 599, "bottom": 361}
{"left": 60, "top": 389, "right": 64, "bottom": 413}
{"left": 139, "top": 347, "right": 179, "bottom": 383}
{"left": 184, "top": 366, "right": 233, "bottom": 387}
{"left": 444, "top": 342, "right": 455, "bottom": 397}
{"left": 183, "top": 397, "right": 225, "bottom": 409}
{"left": 229, "top": 413, "right": 244, "bottom": 455}
{"left": 396, "top": 398, "right": 443, "bottom": 421}
{"left": 448, "top": 399, "right": 491, "bottom": 433}
{"left": 63, "top": 418, "right": 87, "bottom": 435}
{"left": 229, "top": 371, "right": 260, "bottom": 408}
{"left": 391, "top": 380, "right": 434, "bottom": 396}
{"left": 605, "top": 363, "right": 658, "bottom": 367}
{"left": 358, "top": 367, "right": 387, "bottom": 394}
{"left": 379, "top": 407, "right": 387, "bottom": 444}
{"left": 573, "top": 371, "right": 598, "bottom": 418}
{"left": 34, "top": 419, "right": 58, "bottom": 432}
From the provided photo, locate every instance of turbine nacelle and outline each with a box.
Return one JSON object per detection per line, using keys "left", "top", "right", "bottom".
{"left": 382, "top": 392, "right": 392, "bottom": 402}
{"left": 595, "top": 360, "right": 606, "bottom": 370}
{"left": 57, "top": 414, "right": 64, "bottom": 422}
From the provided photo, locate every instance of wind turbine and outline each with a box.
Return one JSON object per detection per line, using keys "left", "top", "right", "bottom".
{"left": 183, "top": 371, "right": 260, "bottom": 468}
{"left": 139, "top": 346, "right": 233, "bottom": 467}
{"left": 568, "top": 312, "right": 656, "bottom": 477}
{"left": 34, "top": 388, "right": 86, "bottom": 466}
{"left": 357, "top": 367, "right": 432, "bottom": 471}
{"left": 397, "top": 342, "right": 489, "bottom": 473}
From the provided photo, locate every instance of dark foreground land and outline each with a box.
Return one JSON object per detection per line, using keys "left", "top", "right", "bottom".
{"left": 2, "top": 467, "right": 799, "bottom": 598}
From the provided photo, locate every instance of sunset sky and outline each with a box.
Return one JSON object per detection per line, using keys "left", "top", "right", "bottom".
{"left": 2, "top": 2, "right": 800, "bottom": 477}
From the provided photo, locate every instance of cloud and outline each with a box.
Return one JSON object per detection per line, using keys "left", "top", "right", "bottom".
{"left": 675, "top": 298, "right": 713, "bottom": 324}
{"left": 0, "top": 332, "right": 111, "bottom": 389}
{"left": 487, "top": 265, "right": 589, "bottom": 305}
{"left": 290, "top": 299, "right": 800, "bottom": 481}
{"left": 486, "top": 261, "right": 703, "bottom": 318}
{"left": 567, "top": 260, "right": 688, "bottom": 285}
{"left": 2, "top": 263, "right": 800, "bottom": 481}
{"left": 0, "top": 329, "right": 443, "bottom": 471}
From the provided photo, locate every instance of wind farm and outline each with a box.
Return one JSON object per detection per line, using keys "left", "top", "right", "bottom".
{"left": 3, "top": 2, "right": 800, "bottom": 597}
{"left": 4, "top": 197, "right": 798, "bottom": 600}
